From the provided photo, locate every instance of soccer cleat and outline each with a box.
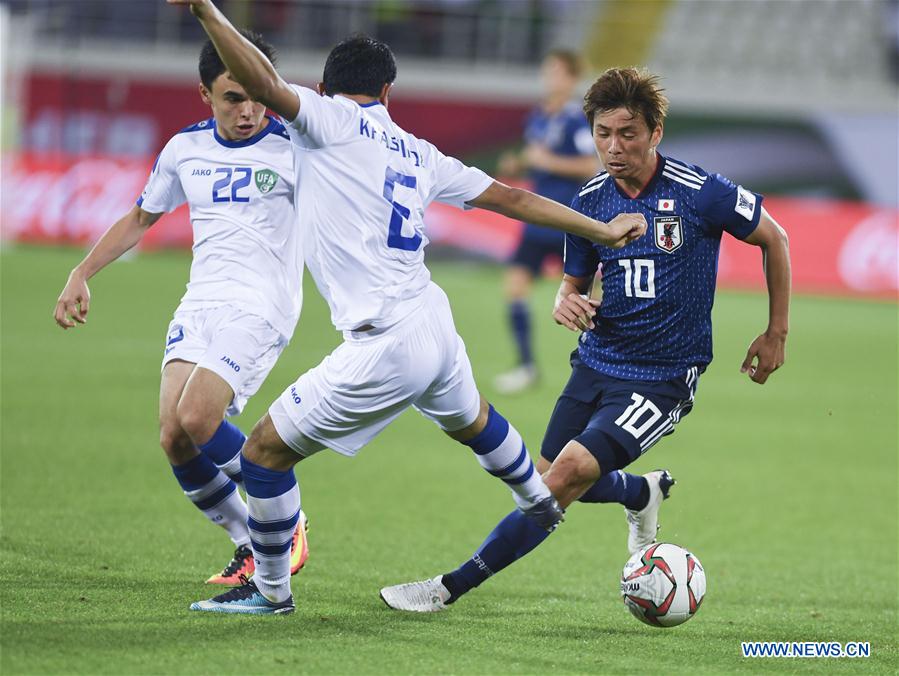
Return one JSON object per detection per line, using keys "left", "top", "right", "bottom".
{"left": 625, "top": 469, "right": 676, "bottom": 555}
{"left": 290, "top": 510, "right": 310, "bottom": 575}
{"left": 190, "top": 575, "right": 295, "bottom": 615}
{"left": 519, "top": 495, "right": 565, "bottom": 532}
{"left": 206, "top": 544, "right": 255, "bottom": 585}
{"left": 493, "top": 364, "right": 538, "bottom": 394}
{"left": 379, "top": 576, "right": 451, "bottom": 613}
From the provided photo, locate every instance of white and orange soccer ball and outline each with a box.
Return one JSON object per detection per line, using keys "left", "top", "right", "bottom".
{"left": 620, "top": 543, "right": 706, "bottom": 627}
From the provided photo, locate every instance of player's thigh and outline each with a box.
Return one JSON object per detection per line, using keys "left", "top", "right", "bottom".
{"left": 159, "top": 360, "right": 198, "bottom": 462}
{"left": 579, "top": 378, "right": 694, "bottom": 473}
{"left": 270, "top": 333, "right": 430, "bottom": 458}
{"left": 176, "top": 367, "right": 236, "bottom": 442}
{"left": 539, "top": 395, "right": 597, "bottom": 464}
{"left": 504, "top": 265, "right": 534, "bottom": 300}
{"left": 193, "top": 308, "right": 287, "bottom": 418}
{"left": 413, "top": 292, "right": 483, "bottom": 435}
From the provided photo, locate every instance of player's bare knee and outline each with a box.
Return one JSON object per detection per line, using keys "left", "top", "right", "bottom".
{"left": 445, "top": 395, "right": 489, "bottom": 443}
{"left": 543, "top": 441, "right": 601, "bottom": 508}
{"left": 158, "top": 424, "right": 196, "bottom": 465}
{"left": 175, "top": 397, "right": 221, "bottom": 446}
{"left": 242, "top": 414, "right": 297, "bottom": 471}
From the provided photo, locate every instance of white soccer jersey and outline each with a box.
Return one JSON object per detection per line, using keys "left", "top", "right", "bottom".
{"left": 138, "top": 116, "right": 302, "bottom": 339}
{"left": 284, "top": 85, "right": 493, "bottom": 331}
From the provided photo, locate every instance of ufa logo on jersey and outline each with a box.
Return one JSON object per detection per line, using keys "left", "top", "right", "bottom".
{"left": 254, "top": 169, "right": 279, "bottom": 194}
{"left": 653, "top": 216, "right": 683, "bottom": 253}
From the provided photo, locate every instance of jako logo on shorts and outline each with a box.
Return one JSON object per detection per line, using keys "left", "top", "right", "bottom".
{"left": 290, "top": 386, "right": 301, "bottom": 404}
{"left": 220, "top": 356, "right": 240, "bottom": 372}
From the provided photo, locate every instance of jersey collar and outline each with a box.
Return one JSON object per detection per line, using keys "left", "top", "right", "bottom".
{"left": 613, "top": 153, "right": 666, "bottom": 200}
{"left": 212, "top": 116, "right": 276, "bottom": 148}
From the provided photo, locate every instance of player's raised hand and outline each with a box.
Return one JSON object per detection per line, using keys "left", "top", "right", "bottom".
{"left": 166, "top": 0, "right": 211, "bottom": 17}
{"left": 553, "top": 294, "right": 600, "bottom": 332}
{"left": 602, "top": 213, "right": 647, "bottom": 248}
{"left": 54, "top": 271, "right": 91, "bottom": 329}
{"left": 740, "top": 331, "right": 786, "bottom": 384}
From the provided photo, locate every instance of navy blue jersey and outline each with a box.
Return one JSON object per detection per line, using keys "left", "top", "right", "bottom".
{"left": 524, "top": 101, "right": 595, "bottom": 208}
{"left": 564, "top": 154, "right": 763, "bottom": 381}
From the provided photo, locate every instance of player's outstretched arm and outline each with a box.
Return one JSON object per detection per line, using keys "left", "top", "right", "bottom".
{"left": 53, "top": 205, "right": 161, "bottom": 329}
{"left": 739, "top": 208, "right": 791, "bottom": 384}
{"left": 552, "top": 274, "right": 599, "bottom": 332}
{"left": 468, "top": 181, "right": 646, "bottom": 248}
{"left": 168, "top": 0, "right": 300, "bottom": 121}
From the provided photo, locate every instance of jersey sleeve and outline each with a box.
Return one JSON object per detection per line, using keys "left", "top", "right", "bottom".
{"left": 426, "top": 145, "right": 494, "bottom": 210}
{"left": 137, "top": 136, "right": 185, "bottom": 214}
{"left": 563, "top": 194, "right": 600, "bottom": 277}
{"left": 285, "top": 84, "right": 357, "bottom": 150}
{"left": 695, "top": 173, "right": 763, "bottom": 240}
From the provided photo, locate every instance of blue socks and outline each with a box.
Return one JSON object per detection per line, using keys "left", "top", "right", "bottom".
{"left": 171, "top": 453, "right": 249, "bottom": 546}
{"left": 578, "top": 470, "right": 648, "bottom": 511}
{"left": 463, "top": 405, "right": 550, "bottom": 509}
{"left": 198, "top": 420, "right": 246, "bottom": 485}
{"left": 509, "top": 300, "right": 533, "bottom": 366}
{"left": 442, "top": 509, "right": 551, "bottom": 600}
{"left": 241, "top": 455, "right": 300, "bottom": 603}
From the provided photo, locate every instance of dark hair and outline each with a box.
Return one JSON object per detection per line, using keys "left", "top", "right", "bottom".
{"left": 545, "top": 49, "right": 585, "bottom": 78}
{"left": 322, "top": 35, "right": 397, "bottom": 97}
{"left": 583, "top": 67, "right": 669, "bottom": 132}
{"left": 199, "top": 30, "right": 277, "bottom": 90}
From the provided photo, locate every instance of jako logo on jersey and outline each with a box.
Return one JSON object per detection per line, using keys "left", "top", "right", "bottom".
{"left": 289, "top": 386, "right": 301, "bottom": 404}
{"left": 220, "top": 356, "right": 241, "bottom": 372}
{"left": 654, "top": 216, "right": 683, "bottom": 253}
{"left": 191, "top": 168, "right": 212, "bottom": 176}
{"left": 255, "top": 169, "right": 279, "bottom": 194}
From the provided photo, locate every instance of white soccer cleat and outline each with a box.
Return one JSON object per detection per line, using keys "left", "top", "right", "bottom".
{"left": 379, "top": 576, "right": 451, "bottom": 613}
{"left": 625, "top": 469, "right": 675, "bottom": 555}
{"left": 493, "top": 365, "right": 538, "bottom": 394}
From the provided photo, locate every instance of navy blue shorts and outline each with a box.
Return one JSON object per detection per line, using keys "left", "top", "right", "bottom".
{"left": 510, "top": 223, "right": 564, "bottom": 276}
{"left": 540, "top": 351, "right": 701, "bottom": 473}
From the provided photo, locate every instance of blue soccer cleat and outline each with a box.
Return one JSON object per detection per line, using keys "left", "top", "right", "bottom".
{"left": 189, "top": 576, "right": 294, "bottom": 615}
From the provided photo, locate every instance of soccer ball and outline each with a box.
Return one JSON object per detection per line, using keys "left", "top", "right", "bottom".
{"left": 620, "top": 542, "right": 706, "bottom": 627}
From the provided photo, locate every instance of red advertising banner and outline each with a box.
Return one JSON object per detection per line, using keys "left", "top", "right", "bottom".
{"left": 2, "top": 152, "right": 896, "bottom": 299}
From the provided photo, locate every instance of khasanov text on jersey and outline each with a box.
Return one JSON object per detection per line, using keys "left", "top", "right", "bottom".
{"left": 564, "top": 154, "right": 764, "bottom": 381}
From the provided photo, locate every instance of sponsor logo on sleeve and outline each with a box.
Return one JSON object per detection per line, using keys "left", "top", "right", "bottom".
{"left": 653, "top": 216, "right": 683, "bottom": 253}
{"left": 255, "top": 169, "right": 280, "bottom": 194}
{"left": 735, "top": 186, "right": 757, "bottom": 220}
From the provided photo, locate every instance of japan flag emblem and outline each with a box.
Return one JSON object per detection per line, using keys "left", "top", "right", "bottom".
{"left": 658, "top": 199, "right": 675, "bottom": 212}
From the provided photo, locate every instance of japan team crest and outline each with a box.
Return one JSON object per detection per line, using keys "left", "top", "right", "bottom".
{"left": 254, "top": 169, "right": 279, "bottom": 194}
{"left": 653, "top": 216, "right": 683, "bottom": 253}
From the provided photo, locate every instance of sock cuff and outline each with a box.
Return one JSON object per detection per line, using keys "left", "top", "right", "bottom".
{"left": 198, "top": 420, "right": 246, "bottom": 459}
{"left": 240, "top": 455, "right": 296, "bottom": 498}
{"left": 464, "top": 405, "right": 511, "bottom": 455}
{"left": 171, "top": 453, "right": 219, "bottom": 489}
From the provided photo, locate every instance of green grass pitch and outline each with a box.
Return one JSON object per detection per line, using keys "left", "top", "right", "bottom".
{"left": 1, "top": 245, "right": 896, "bottom": 674}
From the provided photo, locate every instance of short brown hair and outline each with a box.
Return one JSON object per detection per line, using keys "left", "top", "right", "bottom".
{"left": 583, "top": 67, "right": 669, "bottom": 132}
{"left": 545, "top": 49, "right": 585, "bottom": 78}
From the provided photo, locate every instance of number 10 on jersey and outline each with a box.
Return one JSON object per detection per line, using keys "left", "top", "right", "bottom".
{"left": 618, "top": 259, "right": 656, "bottom": 298}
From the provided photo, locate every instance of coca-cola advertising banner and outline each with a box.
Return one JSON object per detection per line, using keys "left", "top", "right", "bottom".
{"left": 2, "top": 152, "right": 896, "bottom": 299}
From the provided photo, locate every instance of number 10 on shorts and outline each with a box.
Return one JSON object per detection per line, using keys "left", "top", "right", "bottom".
{"left": 615, "top": 393, "right": 662, "bottom": 439}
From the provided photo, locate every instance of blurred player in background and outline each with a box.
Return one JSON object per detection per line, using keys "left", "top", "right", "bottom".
{"left": 381, "top": 67, "right": 792, "bottom": 612}
{"left": 53, "top": 32, "right": 309, "bottom": 586}
{"left": 170, "top": 0, "right": 645, "bottom": 616}
{"left": 494, "top": 50, "right": 600, "bottom": 394}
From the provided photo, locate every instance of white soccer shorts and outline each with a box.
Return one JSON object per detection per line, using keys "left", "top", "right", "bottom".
{"left": 269, "top": 283, "right": 480, "bottom": 457}
{"left": 162, "top": 304, "right": 287, "bottom": 416}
